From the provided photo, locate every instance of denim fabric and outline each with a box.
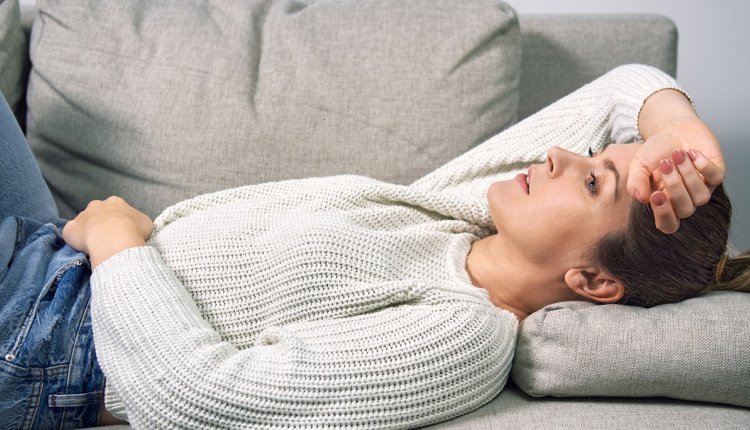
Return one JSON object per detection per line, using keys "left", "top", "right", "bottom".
{"left": 2, "top": 86, "right": 105, "bottom": 428}
{"left": 0, "top": 93, "right": 64, "bottom": 226}
{"left": 0, "top": 216, "right": 104, "bottom": 430}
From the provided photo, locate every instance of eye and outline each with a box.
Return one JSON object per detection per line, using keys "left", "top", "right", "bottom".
{"left": 586, "top": 172, "right": 597, "bottom": 194}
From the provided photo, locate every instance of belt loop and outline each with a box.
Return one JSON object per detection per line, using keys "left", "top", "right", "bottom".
{"left": 48, "top": 391, "right": 104, "bottom": 408}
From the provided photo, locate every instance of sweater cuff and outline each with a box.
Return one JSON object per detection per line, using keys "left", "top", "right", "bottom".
{"left": 91, "top": 245, "right": 160, "bottom": 279}
{"left": 103, "top": 388, "right": 128, "bottom": 422}
{"left": 90, "top": 245, "right": 211, "bottom": 332}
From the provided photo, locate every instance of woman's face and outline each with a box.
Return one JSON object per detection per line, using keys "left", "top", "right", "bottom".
{"left": 487, "top": 144, "right": 640, "bottom": 267}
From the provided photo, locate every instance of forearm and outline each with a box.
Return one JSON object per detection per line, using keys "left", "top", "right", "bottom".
{"left": 91, "top": 249, "right": 517, "bottom": 428}
{"left": 410, "top": 64, "right": 685, "bottom": 197}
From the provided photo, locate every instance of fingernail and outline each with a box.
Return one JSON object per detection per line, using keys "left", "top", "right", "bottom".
{"left": 688, "top": 149, "right": 699, "bottom": 162}
{"left": 672, "top": 150, "right": 686, "bottom": 165}
{"left": 659, "top": 159, "right": 673, "bottom": 175}
{"left": 652, "top": 192, "right": 666, "bottom": 207}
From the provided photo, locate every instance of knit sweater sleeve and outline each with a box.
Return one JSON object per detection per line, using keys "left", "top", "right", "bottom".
{"left": 410, "top": 64, "right": 691, "bottom": 197}
{"left": 90, "top": 246, "right": 518, "bottom": 429}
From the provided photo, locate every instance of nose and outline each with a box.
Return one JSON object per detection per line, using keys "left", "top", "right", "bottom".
{"left": 546, "top": 146, "right": 582, "bottom": 178}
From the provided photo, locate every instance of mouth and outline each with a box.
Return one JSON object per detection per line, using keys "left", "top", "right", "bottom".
{"left": 515, "top": 173, "right": 529, "bottom": 194}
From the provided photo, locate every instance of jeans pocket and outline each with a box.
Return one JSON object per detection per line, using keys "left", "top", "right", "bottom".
{"left": 0, "top": 362, "right": 43, "bottom": 430}
{"left": 5, "top": 259, "right": 86, "bottom": 367}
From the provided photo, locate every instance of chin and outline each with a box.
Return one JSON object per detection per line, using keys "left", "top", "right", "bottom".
{"left": 487, "top": 179, "right": 515, "bottom": 200}
{"left": 486, "top": 180, "right": 518, "bottom": 229}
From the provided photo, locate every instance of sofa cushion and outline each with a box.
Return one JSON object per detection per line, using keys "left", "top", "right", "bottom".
{"left": 0, "top": 0, "right": 27, "bottom": 120}
{"left": 425, "top": 381, "right": 750, "bottom": 429}
{"left": 26, "top": 0, "right": 521, "bottom": 219}
{"left": 511, "top": 291, "right": 750, "bottom": 408}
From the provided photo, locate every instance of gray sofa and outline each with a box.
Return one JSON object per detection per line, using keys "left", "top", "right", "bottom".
{"left": 2, "top": 0, "right": 748, "bottom": 428}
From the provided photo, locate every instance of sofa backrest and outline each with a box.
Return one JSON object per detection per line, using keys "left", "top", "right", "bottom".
{"left": 7, "top": 2, "right": 677, "bottom": 218}
{"left": 518, "top": 14, "right": 677, "bottom": 120}
{"left": 15, "top": 11, "right": 677, "bottom": 122}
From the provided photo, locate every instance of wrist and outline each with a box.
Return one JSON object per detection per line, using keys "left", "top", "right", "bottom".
{"left": 639, "top": 89, "right": 698, "bottom": 138}
{"left": 85, "top": 223, "right": 147, "bottom": 269}
{"left": 89, "top": 236, "right": 145, "bottom": 269}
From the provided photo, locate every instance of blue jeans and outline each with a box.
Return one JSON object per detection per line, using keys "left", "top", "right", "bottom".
{"left": 0, "top": 93, "right": 105, "bottom": 429}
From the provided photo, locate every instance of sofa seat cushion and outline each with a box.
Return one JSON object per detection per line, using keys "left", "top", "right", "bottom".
{"left": 424, "top": 381, "right": 750, "bottom": 429}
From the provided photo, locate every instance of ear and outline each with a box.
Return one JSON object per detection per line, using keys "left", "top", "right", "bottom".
{"left": 564, "top": 267, "right": 625, "bottom": 304}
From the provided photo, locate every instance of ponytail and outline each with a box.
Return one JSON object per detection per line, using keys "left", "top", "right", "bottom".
{"left": 710, "top": 251, "right": 750, "bottom": 293}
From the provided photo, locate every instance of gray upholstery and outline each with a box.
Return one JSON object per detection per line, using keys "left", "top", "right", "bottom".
{"left": 0, "top": 0, "right": 28, "bottom": 124}
{"left": 424, "top": 382, "right": 750, "bottom": 430}
{"left": 25, "top": 0, "right": 521, "bottom": 219}
{"left": 4, "top": 0, "right": 749, "bottom": 428}
{"left": 517, "top": 14, "right": 677, "bottom": 120}
{"left": 512, "top": 291, "right": 750, "bottom": 408}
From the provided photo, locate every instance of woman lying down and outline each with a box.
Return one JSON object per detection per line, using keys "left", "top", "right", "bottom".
{"left": 1, "top": 64, "right": 748, "bottom": 429}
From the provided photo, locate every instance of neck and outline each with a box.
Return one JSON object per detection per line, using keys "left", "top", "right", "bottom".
{"left": 464, "top": 235, "right": 577, "bottom": 320}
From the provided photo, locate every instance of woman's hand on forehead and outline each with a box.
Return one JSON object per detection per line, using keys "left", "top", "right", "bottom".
{"left": 627, "top": 89, "right": 725, "bottom": 234}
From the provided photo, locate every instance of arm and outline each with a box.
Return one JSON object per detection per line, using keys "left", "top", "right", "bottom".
{"left": 63, "top": 198, "right": 518, "bottom": 428}
{"left": 92, "top": 253, "right": 516, "bottom": 428}
{"left": 410, "top": 64, "right": 724, "bottom": 233}
{"left": 409, "top": 64, "right": 683, "bottom": 197}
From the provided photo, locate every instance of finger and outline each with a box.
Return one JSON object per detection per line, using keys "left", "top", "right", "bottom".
{"left": 672, "top": 150, "right": 711, "bottom": 206}
{"left": 659, "top": 158, "right": 695, "bottom": 219}
{"left": 61, "top": 219, "right": 75, "bottom": 239}
{"left": 627, "top": 141, "right": 672, "bottom": 203}
{"left": 688, "top": 149, "right": 725, "bottom": 186}
{"left": 651, "top": 191, "right": 679, "bottom": 234}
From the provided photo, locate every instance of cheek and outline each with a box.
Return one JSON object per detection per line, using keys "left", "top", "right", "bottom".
{"left": 535, "top": 203, "right": 586, "bottom": 243}
{"left": 525, "top": 195, "right": 607, "bottom": 249}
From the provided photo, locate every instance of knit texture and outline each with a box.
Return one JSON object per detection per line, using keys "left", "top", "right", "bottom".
{"left": 90, "top": 64, "right": 685, "bottom": 429}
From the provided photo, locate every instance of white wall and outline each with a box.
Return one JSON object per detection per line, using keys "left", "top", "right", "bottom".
{"left": 17, "top": 0, "right": 750, "bottom": 250}
{"left": 513, "top": 0, "right": 750, "bottom": 251}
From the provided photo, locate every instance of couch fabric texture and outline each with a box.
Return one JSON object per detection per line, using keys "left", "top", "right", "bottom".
{"left": 513, "top": 291, "right": 750, "bottom": 408}
{"left": 1, "top": 0, "right": 749, "bottom": 428}
{"left": 0, "top": 0, "right": 27, "bottom": 120}
{"left": 26, "top": 0, "right": 521, "bottom": 220}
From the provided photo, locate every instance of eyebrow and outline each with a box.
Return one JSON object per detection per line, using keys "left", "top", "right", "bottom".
{"left": 603, "top": 158, "right": 621, "bottom": 201}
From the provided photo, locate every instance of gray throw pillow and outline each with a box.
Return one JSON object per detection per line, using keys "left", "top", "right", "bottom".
{"left": 511, "top": 291, "right": 750, "bottom": 408}
{"left": 25, "top": 0, "right": 521, "bottom": 219}
{"left": 0, "top": 0, "right": 27, "bottom": 119}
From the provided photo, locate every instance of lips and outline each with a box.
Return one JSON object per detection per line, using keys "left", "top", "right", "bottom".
{"left": 515, "top": 173, "right": 529, "bottom": 194}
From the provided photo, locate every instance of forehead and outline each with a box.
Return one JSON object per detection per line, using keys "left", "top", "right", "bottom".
{"left": 601, "top": 143, "right": 639, "bottom": 160}
{"left": 600, "top": 143, "right": 639, "bottom": 180}
{"left": 595, "top": 144, "right": 637, "bottom": 221}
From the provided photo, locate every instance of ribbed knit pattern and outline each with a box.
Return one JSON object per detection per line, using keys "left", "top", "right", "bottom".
{"left": 90, "top": 64, "right": 685, "bottom": 429}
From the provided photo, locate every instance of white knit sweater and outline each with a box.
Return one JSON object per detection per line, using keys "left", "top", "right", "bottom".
{"left": 90, "top": 64, "right": 685, "bottom": 429}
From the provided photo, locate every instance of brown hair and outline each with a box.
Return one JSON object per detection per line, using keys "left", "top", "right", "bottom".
{"left": 591, "top": 183, "right": 750, "bottom": 307}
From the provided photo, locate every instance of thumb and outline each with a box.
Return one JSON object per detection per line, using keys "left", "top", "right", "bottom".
{"left": 61, "top": 219, "right": 86, "bottom": 253}
{"left": 627, "top": 158, "right": 654, "bottom": 203}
